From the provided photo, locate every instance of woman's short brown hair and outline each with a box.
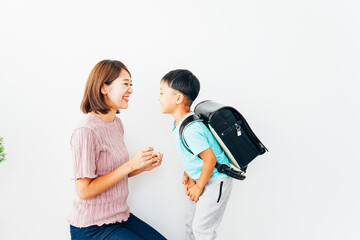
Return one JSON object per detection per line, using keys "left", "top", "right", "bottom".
{"left": 81, "top": 59, "right": 131, "bottom": 114}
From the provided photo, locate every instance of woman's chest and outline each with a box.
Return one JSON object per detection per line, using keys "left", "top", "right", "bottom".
{"left": 96, "top": 132, "right": 129, "bottom": 174}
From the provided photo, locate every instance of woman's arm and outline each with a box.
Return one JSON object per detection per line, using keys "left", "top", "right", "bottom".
{"left": 76, "top": 162, "right": 133, "bottom": 200}
{"left": 76, "top": 147, "right": 155, "bottom": 200}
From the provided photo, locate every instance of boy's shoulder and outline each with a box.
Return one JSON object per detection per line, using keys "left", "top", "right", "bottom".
{"left": 182, "top": 120, "right": 212, "bottom": 156}
{"left": 183, "top": 121, "right": 210, "bottom": 139}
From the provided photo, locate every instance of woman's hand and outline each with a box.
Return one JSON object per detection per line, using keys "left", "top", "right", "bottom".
{"left": 128, "top": 149, "right": 163, "bottom": 177}
{"left": 143, "top": 151, "right": 163, "bottom": 171}
{"left": 128, "top": 147, "right": 155, "bottom": 171}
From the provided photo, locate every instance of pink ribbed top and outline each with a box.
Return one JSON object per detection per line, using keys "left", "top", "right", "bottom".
{"left": 68, "top": 113, "right": 130, "bottom": 227}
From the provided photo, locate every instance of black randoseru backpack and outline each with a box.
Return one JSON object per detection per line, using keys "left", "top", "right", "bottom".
{"left": 179, "top": 100, "right": 268, "bottom": 180}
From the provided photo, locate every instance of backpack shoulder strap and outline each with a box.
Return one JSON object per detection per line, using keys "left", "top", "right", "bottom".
{"left": 179, "top": 114, "right": 203, "bottom": 155}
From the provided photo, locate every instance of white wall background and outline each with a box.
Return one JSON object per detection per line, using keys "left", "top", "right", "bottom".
{"left": 1, "top": 0, "right": 359, "bottom": 239}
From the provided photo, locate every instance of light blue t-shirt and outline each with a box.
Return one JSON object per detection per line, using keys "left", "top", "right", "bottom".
{"left": 172, "top": 112, "right": 230, "bottom": 180}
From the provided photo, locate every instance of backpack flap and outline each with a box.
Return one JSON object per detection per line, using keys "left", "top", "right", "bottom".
{"left": 193, "top": 100, "right": 225, "bottom": 122}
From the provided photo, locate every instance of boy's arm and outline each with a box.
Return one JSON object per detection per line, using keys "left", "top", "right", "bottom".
{"left": 188, "top": 147, "right": 217, "bottom": 202}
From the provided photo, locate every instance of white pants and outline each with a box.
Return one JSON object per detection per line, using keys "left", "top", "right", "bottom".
{"left": 185, "top": 177, "right": 233, "bottom": 240}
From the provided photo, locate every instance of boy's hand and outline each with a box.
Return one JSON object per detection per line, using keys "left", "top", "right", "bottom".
{"left": 183, "top": 179, "right": 195, "bottom": 196}
{"left": 183, "top": 172, "right": 195, "bottom": 195}
{"left": 187, "top": 184, "right": 203, "bottom": 202}
{"left": 182, "top": 173, "right": 194, "bottom": 185}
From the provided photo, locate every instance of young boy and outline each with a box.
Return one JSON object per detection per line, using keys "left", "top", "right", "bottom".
{"left": 159, "top": 69, "right": 233, "bottom": 240}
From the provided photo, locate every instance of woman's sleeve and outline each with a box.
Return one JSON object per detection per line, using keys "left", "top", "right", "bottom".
{"left": 70, "top": 127, "right": 99, "bottom": 180}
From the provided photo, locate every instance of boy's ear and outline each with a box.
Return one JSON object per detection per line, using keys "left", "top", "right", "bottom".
{"left": 176, "top": 92, "right": 186, "bottom": 105}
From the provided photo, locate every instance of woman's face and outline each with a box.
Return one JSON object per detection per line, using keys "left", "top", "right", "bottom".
{"left": 102, "top": 69, "right": 133, "bottom": 110}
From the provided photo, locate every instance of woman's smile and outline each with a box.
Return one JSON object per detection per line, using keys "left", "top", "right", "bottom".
{"left": 122, "top": 95, "right": 130, "bottom": 102}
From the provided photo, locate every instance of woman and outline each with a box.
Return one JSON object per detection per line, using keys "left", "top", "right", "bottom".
{"left": 68, "top": 59, "right": 166, "bottom": 240}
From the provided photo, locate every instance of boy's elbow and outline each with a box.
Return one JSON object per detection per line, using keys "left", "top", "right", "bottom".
{"left": 199, "top": 148, "right": 217, "bottom": 166}
{"left": 210, "top": 157, "right": 217, "bottom": 166}
{"left": 207, "top": 156, "right": 217, "bottom": 169}
{"left": 203, "top": 156, "right": 217, "bottom": 167}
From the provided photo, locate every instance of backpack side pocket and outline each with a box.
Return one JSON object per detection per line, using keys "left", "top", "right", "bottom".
{"left": 217, "top": 181, "right": 224, "bottom": 203}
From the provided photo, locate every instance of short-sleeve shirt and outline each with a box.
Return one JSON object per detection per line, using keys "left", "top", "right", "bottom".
{"left": 172, "top": 112, "right": 230, "bottom": 180}
{"left": 68, "top": 113, "right": 130, "bottom": 227}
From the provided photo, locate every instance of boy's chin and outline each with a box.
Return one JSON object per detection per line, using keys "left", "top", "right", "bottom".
{"left": 161, "top": 108, "right": 169, "bottom": 114}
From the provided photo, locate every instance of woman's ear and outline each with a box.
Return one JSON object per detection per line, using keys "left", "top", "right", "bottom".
{"left": 101, "top": 84, "right": 108, "bottom": 95}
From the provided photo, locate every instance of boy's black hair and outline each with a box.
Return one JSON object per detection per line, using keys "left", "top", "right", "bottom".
{"left": 161, "top": 69, "right": 200, "bottom": 106}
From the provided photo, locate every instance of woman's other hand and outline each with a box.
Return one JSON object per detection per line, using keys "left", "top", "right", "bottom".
{"left": 143, "top": 151, "right": 163, "bottom": 171}
{"left": 128, "top": 147, "right": 154, "bottom": 171}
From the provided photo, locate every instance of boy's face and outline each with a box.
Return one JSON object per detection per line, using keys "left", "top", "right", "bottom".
{"left": 159, "top": 80, "right": 179, "bottom": 114}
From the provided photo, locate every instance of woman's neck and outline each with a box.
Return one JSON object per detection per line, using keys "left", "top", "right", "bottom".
{"left": 91, "top": 110, "right": 117, "bottom": 122}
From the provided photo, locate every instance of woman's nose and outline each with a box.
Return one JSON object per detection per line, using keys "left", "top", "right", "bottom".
{"left": 128, "top": 86, "right": 133, "bottom": 94}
